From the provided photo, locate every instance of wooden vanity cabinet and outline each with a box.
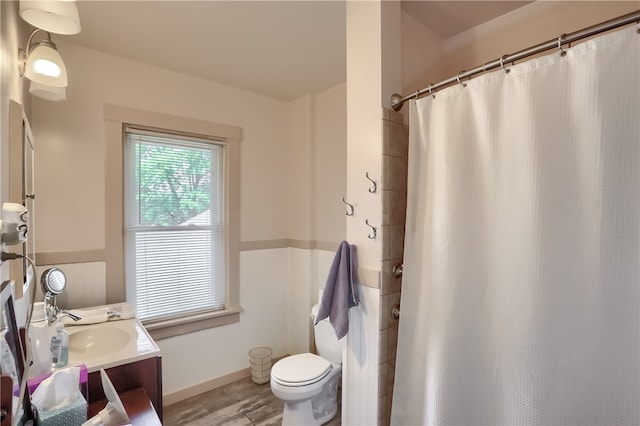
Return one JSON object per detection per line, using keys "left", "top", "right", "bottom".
{"left": 1, "top": 375, "right": 12, "bottom": 426}
{"left": 86, "top": 356, "right": 163, "bottom": 423}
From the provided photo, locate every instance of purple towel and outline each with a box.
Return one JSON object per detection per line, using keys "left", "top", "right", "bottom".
{"left": 314, "top": 241, "right": 360, "bottom": 339}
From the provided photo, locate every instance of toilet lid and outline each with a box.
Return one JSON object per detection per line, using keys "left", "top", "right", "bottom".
{"left": 271, "top": 353, "right": 331, "bottom": 386}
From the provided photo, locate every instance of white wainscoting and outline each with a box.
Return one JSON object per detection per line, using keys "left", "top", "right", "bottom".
{"left": 343, "top": 284, "right": 380, "bottom": 425}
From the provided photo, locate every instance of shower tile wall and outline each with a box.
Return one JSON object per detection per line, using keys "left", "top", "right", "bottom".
{"left": 378, "top": 108, "right": 408, "bottom": 425}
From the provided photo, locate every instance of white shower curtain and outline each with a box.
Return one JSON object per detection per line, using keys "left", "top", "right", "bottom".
{"left": 392, "top": 25, "right": 639, "bottom": 426}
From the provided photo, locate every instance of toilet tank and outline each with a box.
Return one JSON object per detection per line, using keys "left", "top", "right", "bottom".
{"left": 311, "top": 304, "right": 344, "bottom": 364}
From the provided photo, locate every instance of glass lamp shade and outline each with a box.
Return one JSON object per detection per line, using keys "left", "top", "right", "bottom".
{"left": 24, "top": 42, "right": 68, "bottom": 87}
{"left": 19, "top": 0, "right": 81, "bottom": 35}
{"left": 29, "top": 81, "right": 66, "bottom": 101}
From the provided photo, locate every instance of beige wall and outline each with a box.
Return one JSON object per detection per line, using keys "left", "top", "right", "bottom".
{"left": 344, "top": 1, "right": 404, "bottom": 424}
{"left": 312, "top": 83, "right": 347, "bottom": 244}
{"left": 285, "top": 84, "right": 347, "bottom": 354}
{"left": 403, "top": 1, "right": 640, "bottom": 95}
{"left": 346, "top": 1, "right": 385, "bottom": 271}
{"left": 0, "top": 1, "right": 31, "bottom": 284}
{"left": 33, "top": 41, "right": 292, "bottom": 253}
{"left": 28, "top": 32, "right": 347, "bottom": 395}
{"left": 285, "top": 84, "right": 348, "bottom": 354}
{"left": 286, "top": 84, "right": 347, "bottom": 244}
{"left": 287, "top": 94, "right": 313, "bottom": 242}
{"left": 400, "top": 9, "right": 443, "bottom": 96}
{"left": 33, "top": 40, "right": 348, "bottom": 254}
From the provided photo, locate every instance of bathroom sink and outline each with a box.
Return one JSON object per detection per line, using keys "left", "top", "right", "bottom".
{"left": 65, "top": 318, "right": 161, "bottom": 373}
{"left": 69, "top": 325, "right": 131, "bottom": 358}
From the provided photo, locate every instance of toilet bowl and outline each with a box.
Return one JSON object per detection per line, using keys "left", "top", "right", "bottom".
{"left": 271, "top": 353, "right": 341, "bottom": 425}
{"left": 271, "top": 300, "right": 343, "bottom": 425}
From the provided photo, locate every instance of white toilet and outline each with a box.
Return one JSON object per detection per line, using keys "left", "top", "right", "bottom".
{"left": 270, "top": 302, "right": 344, "bottom": 425}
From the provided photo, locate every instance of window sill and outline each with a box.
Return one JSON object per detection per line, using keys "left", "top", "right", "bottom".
{"left": 143, "top": 306, "right": 243, "bottom": 340}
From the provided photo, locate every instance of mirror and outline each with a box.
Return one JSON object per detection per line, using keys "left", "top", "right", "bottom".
{"left": 8, "top": 100, "right": 36, "bottom": 301}
{"left": 40, "top": 268, "right": 79, "bottom": 323}
{"left": 40, "top": 268, "right": 67, "bottom": 295}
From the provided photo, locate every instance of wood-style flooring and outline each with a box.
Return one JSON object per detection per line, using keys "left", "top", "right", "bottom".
{"left": 164, "top": 376, "right": 341, "bottom": 426}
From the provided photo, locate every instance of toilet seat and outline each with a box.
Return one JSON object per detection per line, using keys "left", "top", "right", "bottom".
{"left": 271, "top": 353, "right": 331, "bottom": 387}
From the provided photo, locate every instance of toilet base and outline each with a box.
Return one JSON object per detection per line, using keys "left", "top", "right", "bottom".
{"left": 282, "top": 399, "right": 318, "bottom": 425}
{"left": 310, "top": 372, "right": 339, "bottom": 424}
{"left": 273, "top": 364, "right": 341, "bottom": 426}
{"left": 281, "top": 397, "right": 338, "bottom": 426}
{"left": 313, "top": 401, "right": 338, "bottom": 425}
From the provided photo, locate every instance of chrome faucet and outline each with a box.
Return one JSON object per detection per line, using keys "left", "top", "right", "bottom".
{"left": 43, "top": 292, "right": 81, "bottom": 324}
{"left": 41, "top": 267, "right": 81, "bottom": 324}
{"left": 43, "top": 291, "right": 58, "bottom": 324}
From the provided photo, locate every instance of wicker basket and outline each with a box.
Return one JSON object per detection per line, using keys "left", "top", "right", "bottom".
{"left": 248, "top": 347, "right": 272, "bottom": 384}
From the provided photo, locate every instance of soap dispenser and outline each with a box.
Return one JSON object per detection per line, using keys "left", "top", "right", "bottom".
{"left": 50, "top": 317, "right": 69, "bottom": 368}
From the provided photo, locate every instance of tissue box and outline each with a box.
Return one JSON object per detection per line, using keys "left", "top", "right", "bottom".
{"left": 35, "top": 394, "right": 87, "bottom": 426}
{"left": 28, "top": 364, "right": 89, "bottom": 399}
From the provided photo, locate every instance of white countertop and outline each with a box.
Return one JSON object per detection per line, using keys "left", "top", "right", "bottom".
{"left": 65, "top": 317, "right": 161, "bottom": 373}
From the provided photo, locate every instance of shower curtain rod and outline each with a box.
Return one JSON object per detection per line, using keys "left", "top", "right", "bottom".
{"left": 390, "top": 9, "right": 640, "bottom": 111}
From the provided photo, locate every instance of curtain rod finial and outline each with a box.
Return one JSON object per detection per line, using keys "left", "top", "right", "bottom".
{"left": 391, "top": 93, "right": 404, "bottom": 111}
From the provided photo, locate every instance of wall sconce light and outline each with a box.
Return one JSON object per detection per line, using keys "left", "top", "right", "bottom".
{"left": 19, "top": 29, "right": 68, "bottom": 88}
{"left": 19, "top": 0, "right": 81, "bottom": 35}
{"left": 29, "top": 81, "right": 66, "bottom": 102}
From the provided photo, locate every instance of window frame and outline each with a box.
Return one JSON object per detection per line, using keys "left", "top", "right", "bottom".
{"left": 124, "top": 127, "right": 226, "bottom": 322}
{"left": 104, "top": 104, "right": 242, "bottom": 340}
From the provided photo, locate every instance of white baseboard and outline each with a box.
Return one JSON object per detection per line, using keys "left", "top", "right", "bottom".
{"left": 163, "top": 355, "right": 288, "bottom": 407}
{"left": 163, "top": 368, "right": 250, "bottom": 406}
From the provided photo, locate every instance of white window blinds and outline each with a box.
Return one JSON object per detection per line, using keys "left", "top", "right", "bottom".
{"left": 124, "top": 127, "right": 225, "bottom": 322}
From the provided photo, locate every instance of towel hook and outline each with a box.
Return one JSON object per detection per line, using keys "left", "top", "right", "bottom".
{"left": 365, "top": 172, "right": 377, "bottom": 193}
{"left": 365, "top": 219, "right": 377, "bottom": 239}
{"left": 342, "top": 197, "right": 354, "bottom": 216}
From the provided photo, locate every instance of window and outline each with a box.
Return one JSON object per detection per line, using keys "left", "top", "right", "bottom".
{"left": 104, "top": 105, "right": 241, "bottom": 339}
{"left": 124, "top": 128, "right": 226, "bottom": 322}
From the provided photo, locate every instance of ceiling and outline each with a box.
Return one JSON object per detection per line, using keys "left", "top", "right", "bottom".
{"left": 67, "top": 1, "right": 532, "bottom": 101}
{"left": 401, "top": 1, "right": 532, "bottom": 39}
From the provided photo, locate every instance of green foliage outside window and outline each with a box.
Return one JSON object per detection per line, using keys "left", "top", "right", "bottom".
{"left": 135, "top": 142, "right": 212, "bottom": 226}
